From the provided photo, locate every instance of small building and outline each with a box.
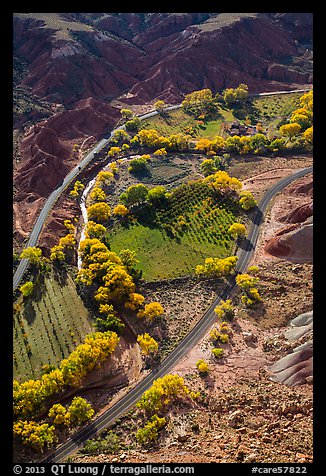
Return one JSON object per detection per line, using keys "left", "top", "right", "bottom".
{"left": 230, "top": 128, "right": 240, "bottom": 136}
{"left": 226, "top": 121, "right": 261, "bottom": 137}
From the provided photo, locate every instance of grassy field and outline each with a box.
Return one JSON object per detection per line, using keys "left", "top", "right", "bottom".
{"left": 108, "top": 181, "right": 240, "bottom": 281}
{"left": 249, "top": 93, "right": 302, "bottom": 136}
{"left": 140, "top": 92, "right": 303, "bottom": 139}
{"left": 140, "top": 107, "right": 235, "bottom": 139}
{"left": 13, "top": 270, "right": 94, "bottom": 382}
{"left": 14, "top": 13, "right": 94, "bottom": 40}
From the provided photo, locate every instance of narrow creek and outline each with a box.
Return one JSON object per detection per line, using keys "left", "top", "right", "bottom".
{"left": 77, "top": 177, "right": 97, "bottom": 269}
{"left": 77, "top": 155, "right": 138, "bottom": 269}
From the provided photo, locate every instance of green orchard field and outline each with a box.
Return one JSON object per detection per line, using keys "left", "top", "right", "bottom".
{"left": 13, "top": 270, "right": 93, "bottom": 381}
{"left": 108, "top": 180, "right": 241, "bottom": 281}
{"left": 140, "top": 106, "right": 234, "bottom": 139}
{"left": 250, "top": 93, "right": 302, "bottom": 136}
{"left": 140, "top": 92, "right": 302, "bottom": 139}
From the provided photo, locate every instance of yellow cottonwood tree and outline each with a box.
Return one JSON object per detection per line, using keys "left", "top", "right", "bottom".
{"left": 68, "top": 396, "right": 94, "bottom": 425}
{"left": 85, "top": 221, "right": 107, "bottom": 239}
{"left": 50, "top": 244, "right": 65, "bottom": 262}
{"left": 279, "top": 123, "right": 301, "bottom": 142}
{"left": 113, "top": 204, "right": 129, "bottom": 217}
{"left": 137, "top": 333, "right": 159, "bottom": 355}
{"left": 90, "top": 187, "right": 106, "bottom": 203}
{"left": 125, "top": 292, "right": 145, "bottom": 310}
{"left": 214, "top": 299, "right": 235, "bottom": 320}
{"left": 48, "top": 403, "right": 70, "bottom": 426}
{"left": 154, "top": 100, "right": 166, "bottom": 113}
{"left": 97, "top": 171, "right": 114, "bottom": 186}
{"left": 303, "top": 126, "right": 313, "bottom": 144}
{"left": 196, "top": 359, "right": 209, "bottom": 374}
{"left": 13, "top": 420, "right": 57, "bottom": 452}
{"left": 59, "top": 233, "right": 76, "bottom": 249}
{"left": 228, "top": 222, "right": 246, "bottom": 238}
{"left": 137, "top": 374, "right": 191, "bottom": 414}
{"left": 135, "top": 414, "right": 166, "bottom": 445}
{"left": 20, "top": 281, "right": 34, "bottom": 297}
{"left": 87, "top": 202, "right": 111, "bottom": 222}
{"left": 137, "top": 302, "right": 164, "bottom": 322}
{"left": 204, "top": 170, "right": 243, "bottom": 195}
{"left": 19, "top": 246, "right": 43, "bottom": 265}
{"left": 239, "top": 190, "right": 256, "bottom": 210}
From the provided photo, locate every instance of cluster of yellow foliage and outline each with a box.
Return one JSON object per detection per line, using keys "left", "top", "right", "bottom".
{"left": 125, "top": 292, "right": 145, "bottom": 310}
{"left": 13, "top": 420, "right": 57, "bottom": 451}
{"left": 48, "top": 396, "right": 94, "bottom": 427}
{"left": 85, "top": 221, "right": 107, "bottom": 240}
{"left": 223, "top": 83, "right": 249, "bottom": 106}
{"left": 90, "top": 186, "right": 106, "bottom": 203}
{"left": 137, "top": 302, "right": 164, "bottom": 323}
{"left": 236, "top": 272, "right": 262, "bottom": 307}
{"left": 153, "top": 148, "right": 167, "bottom": 156}
{"left": 195, "top": 136, "right": 225, "bottom": 153}
{"left": 107, "top": 146, "right": 121, "bottom": 157}
{"left": 203, "top": 170, "right": 243, "bottom": 195}
{"left": 135, "top": 414, "right": 166, "bottom": 445}
{"left": 209, "top": 323, "right": 230, "bottom": 344}
{"left": 137, "top": 333, "right": 159, "bottom": 355}
{"left": 97, "top": 170, "right": 115, "bottom": 186}
{"left": 113, "top": 204, "right": 129, "bottom": 217}
{"left": 239, "top": 190, "right": 257, "bottom": 210}
{"left": 19, "top": 246, "right": 43, "bottom": 265}
{"left": 69, "top": 180, "right": 85, "bottom": 199}
{"left": 87, "top": 202, "right": 111, "bottom": 222}
{"left": 77, "top": 238, "right": 163, "bottom": 335}
{"left": 181, "top": 88, "right": 216, "bottom": 117}
{"left": 195, "top": 255, "right": 238, "bottom": 278}
{"left": 95, "top": 266, "right": 136, "bottom": 303}
{"left": 228, "top": 222, "right": 247, "bottom": 238}
{"left": 279, "top": 122, "right": 302, "bottom": 141}
{"left": 13, "top": 331, "right": 119, "bottom": 420}
{"left": 214, "top": 299, "right": 235, "bottom": 321}
{"left": 279, "top": 90, "right": 313, "bottom": 144}
{"left": 19, "top": 281, "right": 34, "bottom": 297}
{"left": 154, "top": 100, "right": 166, "bottom": 112}
{"left": 50, "top": 228, "right": 76, "bottom": 262}
{"left": 59, "top": 233, "right": 76, "bottom": 249}
{"left": 14, "top": 397, "right": 95, "bottom": 451}
{"left": 196, "top": 359, "right": 210, "bottom": 374}
{"left": 137, "top": 374, "right": 199, "bottom": 414}
{"left": 63, "top": 219, "right": 76, "bottom": 233}
{"left": 131, "top": 129, "right": 190, "bottom": 152}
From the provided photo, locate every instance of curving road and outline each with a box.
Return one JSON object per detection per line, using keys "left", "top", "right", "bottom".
{"left": 12, "top": 105, "right": 178, "bottom": 290}
{"left": 41, "top": 165, "right": 312, "bottom": 463}
{"left": 13, "top": 88, "right": 311, "bottom": 290}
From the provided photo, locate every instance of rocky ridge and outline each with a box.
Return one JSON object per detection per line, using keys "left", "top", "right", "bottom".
{"left": 13, "top": 13, "right": 313, "bottom": 247}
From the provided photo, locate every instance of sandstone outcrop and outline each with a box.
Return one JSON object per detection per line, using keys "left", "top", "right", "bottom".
{"left": 14, "top": 13, "right": 312, "bottom": 107}
{"left": 264, "top": 176, "right": 313, "bottom": 263}
{"left": 264, "top": 217, "right": 313, "bottom": 263}
{"left": 279, "top": 201, "right": 313, "bottom": 224}
{"left": 268, "top": 311, "right": 313, "bottom": 386}
{"left": 13, "top": 13, "right": 313, "bottom": 244}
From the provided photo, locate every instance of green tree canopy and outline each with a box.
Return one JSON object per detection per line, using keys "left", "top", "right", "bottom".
{"left": 120, "top": 184, "right": 149, "bottom": 207}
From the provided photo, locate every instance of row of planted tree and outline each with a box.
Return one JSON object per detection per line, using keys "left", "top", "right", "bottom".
{"left": 12, "top": 85, "right": 312, "bottom": 454}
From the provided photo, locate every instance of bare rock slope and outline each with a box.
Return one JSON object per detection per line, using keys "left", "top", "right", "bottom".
{"left": 13, "top": 13, "right": 313, "bottom": 245}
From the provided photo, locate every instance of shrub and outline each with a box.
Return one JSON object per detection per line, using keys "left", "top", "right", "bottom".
{"left": 196, "top": 359, "right": 209, "bottom": 375}
{"left": 81, "top": 431, "right": 120, "bottom": 455}
{"left": 211, "top": 348, "right": 224, "bottom": 358}
{"left": 20, "top": 281, "right": 34, "bottom": 298}
{"left": 135, "top": 414, "right": 166, "bottom": 445}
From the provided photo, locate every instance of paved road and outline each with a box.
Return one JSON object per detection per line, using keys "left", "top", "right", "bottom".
{"left": 13, "top": 88, "right": 311, "bottom": 290}
{"left": 41, "top": 165, "right": 312, "bottom": 463}
{"left": 12, "top": 105, "right": 183, "bottom": 290}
